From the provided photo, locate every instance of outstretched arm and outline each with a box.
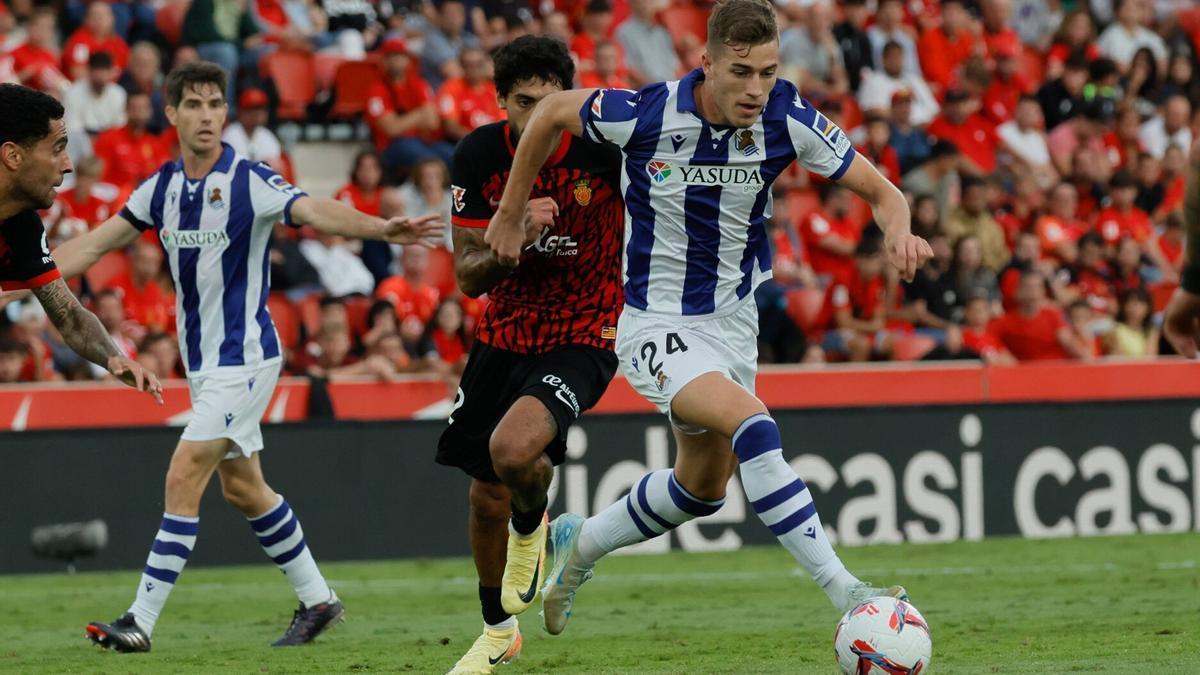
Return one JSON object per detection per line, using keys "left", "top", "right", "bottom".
{"left": 836, "top": 154, "right": 933, "bottom": 282}
{"left": 485, "top": 88, "right": 594, "bottom": 266}
{"left": 32, "top": 278, "right": 163, "bottom": 403}
{"left": 51, "top": 214, "right": 142, "bottom": 279}
{"left": 290, "top": 196, "right": 444, "bottom": 246}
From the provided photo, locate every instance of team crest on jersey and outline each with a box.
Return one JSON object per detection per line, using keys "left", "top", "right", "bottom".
{"left": 451, "top": 185, "right": 466, "bottom": 212}
{"left": 655, "top": 369, "right": 670, "bottom": 392}
{"left": 645, "top": 160, "right": 672, "bottom": 183}
{"left": 208, "top": 187, "right": 225, "bottom": 210}
{"left": 735, "top": 130, "right": 759, "bottom": 156}
{"left": 573, "top": 180, "right": 592, "bottom": 206}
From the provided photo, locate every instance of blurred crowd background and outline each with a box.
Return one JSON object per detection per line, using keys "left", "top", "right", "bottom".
{"left": 0, "top": 0, "right": 1197, "bottom": 387}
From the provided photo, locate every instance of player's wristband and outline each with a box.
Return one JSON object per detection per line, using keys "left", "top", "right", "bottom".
{"left": 1182, "top": 264, "right": 1200, "bottom": 295}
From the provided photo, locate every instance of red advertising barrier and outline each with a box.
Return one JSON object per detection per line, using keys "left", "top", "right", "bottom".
{"left": 2, "top": 360, "right": 1200, "bottom": 431}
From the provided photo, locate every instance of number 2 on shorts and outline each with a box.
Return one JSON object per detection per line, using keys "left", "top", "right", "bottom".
{"left": 639, "top": 332, "right": 689, "bottom": 376}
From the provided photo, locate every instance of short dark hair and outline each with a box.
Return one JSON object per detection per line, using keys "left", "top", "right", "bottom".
{"left": 0, "top": 339, "right": 24, "bottom": 356}
{"left": 0, "top": 84, "right": 65, "bottom": 148}
{"left": 163, "top": 61, "right": 227, "bottom": 107}
{"left": 708, "top": 0, "right": 777, "bottom": 54}
{"left": 493, "top": 36, "right": 574, "bottom": 97}
{"left": 88, "top": 51, "right": 114, "bottom": 70}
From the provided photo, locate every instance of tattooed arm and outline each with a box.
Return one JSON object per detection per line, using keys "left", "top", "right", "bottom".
{"left": 454, "top": 197, "right": 559, "bottom": 297}
{"left": 32, "top": 278, "right": 163, "bottom": 402}
{"left": 1162, "top": 139, "right": 1200, "bottom": 357}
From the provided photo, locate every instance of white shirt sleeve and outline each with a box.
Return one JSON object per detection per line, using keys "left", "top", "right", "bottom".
{"left": 119, "top": 172, "right": 161, "bottom": 231}
{"left": 580, "top": 88, "right": 641, "bottom": 148}
{"left": 248, "top": 162, "right": 307, "bottom": 227}
{"left": 787, "top": 95, "right": 857, "bottom": 180}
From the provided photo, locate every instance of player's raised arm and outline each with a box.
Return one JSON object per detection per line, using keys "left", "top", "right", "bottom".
{"left": 485, "top": 88, "right": 595, "bottom": 266}
{"left": 289, "top": 196, "right": 445, "bottom": 247}
{"left": 31, "top": 277, "right": 163, "bottom": 403}
{"left": 836, "top": 154, "right": 933, "bottom": 282}
{"left": 51, "top": 213, "right": 142, "bottom": 279}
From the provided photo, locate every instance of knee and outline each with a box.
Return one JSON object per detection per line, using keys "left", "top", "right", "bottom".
{"left": 488, "top": 431, "right": 540, "bottom": 481}
{"left": 469, "top": 480, "right": 510, "bottom": 524}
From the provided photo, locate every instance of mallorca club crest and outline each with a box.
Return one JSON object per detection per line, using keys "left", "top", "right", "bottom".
{"left": 573, "top": 179, "right": 592, "bottom": 206}
{"left": 735, "top": 129, "right": 759, "bottom": 156}
{"left": 208, "top": 187, "right": 225, "bottom": 210}
{"left": 645, "top": 160, "right": 672, "bottom": 184}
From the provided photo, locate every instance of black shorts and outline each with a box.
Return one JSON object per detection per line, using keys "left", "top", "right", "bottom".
{"left": 436, "top": 341, "right": 618, "bottom": 483}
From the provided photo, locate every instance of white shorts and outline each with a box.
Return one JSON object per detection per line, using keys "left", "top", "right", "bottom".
{"left": 616, "top": 300, "right": 759, "bottom": 434}
{"left": 181, "top": 361, "right": 282, "bottom": 460}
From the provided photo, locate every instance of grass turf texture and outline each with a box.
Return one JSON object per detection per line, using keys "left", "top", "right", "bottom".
{"left": 1, "top": 533, "right": 1196, "bottom": 673}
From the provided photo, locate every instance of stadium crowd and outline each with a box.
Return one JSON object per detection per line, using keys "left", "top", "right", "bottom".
{"left": 0, "top": 0, "right": 1198, "bottom": 385}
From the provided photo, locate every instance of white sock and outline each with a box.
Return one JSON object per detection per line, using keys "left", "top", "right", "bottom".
{"left": 128, "top": 513, "right": 198, "bottom": 635}
{"left": 577, "top": 469, "right": 724, "bottom": 565}
{"left": 486, "top": 616, "right": 517, "bottom": 631}
{"left": 733, "top": 414, "right": 857, "bottom": 604}
{"left": 248, "top": 496, "right": 333, "bottom": 607}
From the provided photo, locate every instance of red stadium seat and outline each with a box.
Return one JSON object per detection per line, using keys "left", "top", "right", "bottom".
{"left": 298, "top": 292, "right": 323, "bottom": 337}
{"left": 787, "top": 188, "right": 820, "bottom": 226}
{"left": 277, "top": 150, "right": 297, "bottom": 185}
{"left": 330, "top": 60, "right": 383, "bottom": 119}
{"left": 261, "top": 50, "right": 316, "bottom": 121}
{"left": 155, "top": 0, "right": 187, "bottom": 48}
{"left": 1020, "top": 49, "right": 1045, "bottom": 86}
{"left": 267, "top": 292, "right": 301, "bottom": 350}
{"left": 1150, "top": 282, "right": 1177, "bottom": 314}
{"left": 427, "top": 246, "right": 457, "bottom": 297}
{"left": 343, "top": 294, "right": 372, "bottom": 338}
{"left": 312, "top": 53, "right": 345, "bottom": 94}
{"left": 660, "top": 3, "right": 707, "bottom": 49}
{"left": 891, "top": 334, "right": 936, "bottom": 361}
{"left": 87, "top": 251, "right": 129, "bottom": 291}
{"left": 785, "top": 286, "right": 825, "bottom": 332}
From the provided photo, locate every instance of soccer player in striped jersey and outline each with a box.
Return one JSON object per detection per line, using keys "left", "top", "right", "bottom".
{"left": 50, "top": 62, "right": 443, "bottom": 653}
{"left": 486, "top": 0, "right": 933, "bottom": 636}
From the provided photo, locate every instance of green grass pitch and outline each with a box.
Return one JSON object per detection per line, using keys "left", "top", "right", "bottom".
{"left": 2, "top": 533, "right": 1197, "bottom": 673}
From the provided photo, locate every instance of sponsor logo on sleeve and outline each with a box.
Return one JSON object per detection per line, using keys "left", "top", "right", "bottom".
{"left": 451, "top": 185, "right": 466, "bottom": 212}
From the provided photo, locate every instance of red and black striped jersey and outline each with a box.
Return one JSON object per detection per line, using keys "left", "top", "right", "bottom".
{"left": 451, "top": 121, "right": 624, "bottom": 354}
{"left": 0, "top": 210, "right": 60, "bottom": 290}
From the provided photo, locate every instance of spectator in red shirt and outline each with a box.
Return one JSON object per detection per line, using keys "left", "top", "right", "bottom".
{"left": 1154, "top": 212, "right": 1185, "bottom": 276}
{"left": 980, "top": 0, "right": 1022, "bottom": 62}
{"left": 334, "top": 150, "right": 394, "bottom": 283}
{"left": 1047, "top": 99, "right": 1112, "bottom": 178}
{"left": 58, "top": 156, "right": 116, "bottom": 230}
{"left": 436, "top": 47, "right": 503, "bottom": 143}
{"left": 1035, "top": 182, "right": 1088, "bottom": 263}
{"left": 856, "top": 114, "right": 901, "bottom": 185}
{"left": 376, "top": 245, "right": 441, "bottom": 324}
{"left": 62, "top": 2, "right": 130, "bottom": 81}
{"left": 366, "top": 38, "right": 450, "bottom": 173}
{"left": 982, "top": 33, "right": 1034, "bottom": 125}
{"left": 425, "top": 299, "right": 470, "bottom": 371}
{"left": 580, "top": 41, "right": 632, "bottom": 90}
{"left": 106, "top": 239, "right": 176, "bottom": 336}
{"left": 137, "top": 332, "right": 183, "bottom": 380}
{"left": 1046, "top": 10, "right": 1100, "bottom": 80}
{"left": 1151, "top": 143, "right": 1187, "bottom": 222}
{"left": 799, "top": 182, "right": 860, "bottom": 282}
{"left": 12, "top": 9, "right": 69, "bottom": 94}
{"left": 927, "top": 88, "right": 999, "bottom": 174}
{"left": 1101, "top": 104, "right": 1143, "bottom": 171}
{"left": 1111, "top": 236, "right": 1148, "bottom": 295}
{"left": 91, "top": 92, "right": 170, "bottom": 191}
{"left": 961, "top": 294, "right": 1014, "bottom": 364}
{"left": 1094, "top": 169, "right": 1153, "bottom": 247}
{"left": 571, "top": 0, "right": 619, "bottom": 73}
{"left": 990, "top": 271, "right": 1089, "bottom": 361}
{"left": 1067, "top": 232, "right": 1115, "bottom": 314}
{"left": 819, "top": 236, "right": 888, "bottom": 362}
{"left": 916, "top": 0, "right": 978, "bottom": 93}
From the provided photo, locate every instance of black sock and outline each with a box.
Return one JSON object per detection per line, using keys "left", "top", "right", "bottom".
{"left": 510, "top": 497, "right": 547, "bottom": 536}
{"left": 479, "top": 585, "right": 511, "bottom": 626}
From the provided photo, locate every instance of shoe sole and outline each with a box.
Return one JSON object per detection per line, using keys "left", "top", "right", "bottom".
{"left": 85, "top": 624, "right": 149, "bottom": 653}
{"left": 271, "top": 606, "right": 346, "bottom": 647}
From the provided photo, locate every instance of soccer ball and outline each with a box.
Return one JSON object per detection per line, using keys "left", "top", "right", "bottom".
{"left": 833, "top": 596, "right": 932, "bottom": 674}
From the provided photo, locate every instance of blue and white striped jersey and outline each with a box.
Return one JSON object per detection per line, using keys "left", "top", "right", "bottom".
{"left": 580, "top": 69, "right": 857, "bottom": 317}
{"left": 120, "top": 143, "right": 306, "bottom": 375}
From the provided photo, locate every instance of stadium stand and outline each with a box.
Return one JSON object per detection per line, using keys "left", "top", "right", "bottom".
{"left": 0, "top": 0, "right": 1197, "bottom": 390}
